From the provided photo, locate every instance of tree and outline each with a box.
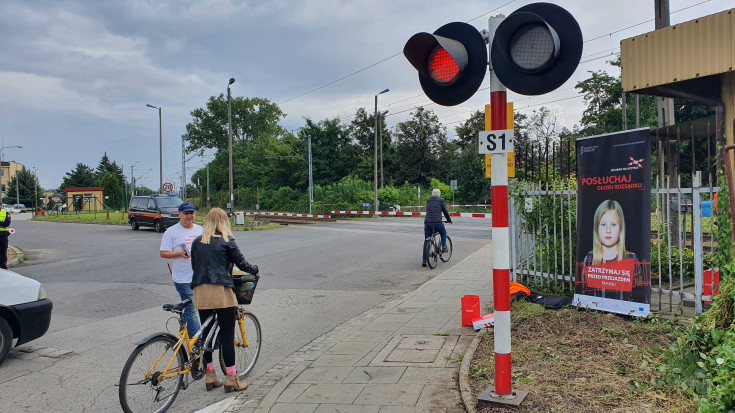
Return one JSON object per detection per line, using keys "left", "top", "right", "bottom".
{"left": 346, "top": 108, "right": 380, "bottom": 182}
{"left": 394, "top": 107, "right": 447, "bottom": 186}
{"left": 454, "top": 110, "right": 484, "bottom": 150}
{"left": 575, "top": 56, "right": 661, "bottom": 136}
{"left": 452, "top": 111, "right": 490, "bottom": 202}
{"left": 7, "top": 168, "right": 42, "bottom": 207}
{"left": 184, "top": 95, "right": 288, "bottom": 152}
{"left": 61, "top": 163, "right": 96, "bottom": 190}
{"left": 96, "top": 152, "right": 125, "bottom": 186}
{"left": 528, "top": 107, "right": 560, "bottom": 167}
{"left": 98, "top": 172, "right": 123, "bottom": 209}
{"left": 511, "top": 112, "right": 533, "bottom": 180}
{"left": 299, "top": 117, "right": 353, "bottom": 186}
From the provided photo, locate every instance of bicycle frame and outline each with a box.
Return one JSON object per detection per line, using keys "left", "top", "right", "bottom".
{"left": 143, "top": 311, "right": 219, "bottom": 382}
{"left": 235, "top": 308, "right": 249, "bottom": 347}
{"left": 141, "top": 306, "right": 253, "bottom": 383}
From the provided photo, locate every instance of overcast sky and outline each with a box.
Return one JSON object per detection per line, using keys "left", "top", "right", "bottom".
{"left": 0, "top": 0, "right": 729, "bottom": 192}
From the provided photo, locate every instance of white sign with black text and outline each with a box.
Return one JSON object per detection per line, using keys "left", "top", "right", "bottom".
{"left": 478, "top": 129, "right": 514, "bottom": 154}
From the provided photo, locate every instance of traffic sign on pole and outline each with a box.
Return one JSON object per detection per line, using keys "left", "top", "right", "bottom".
{"left": 485, "top": 102, "right": 515, "bottom": 178}
{"left": 162, "top": 182, "right": 174, "bottom": 193}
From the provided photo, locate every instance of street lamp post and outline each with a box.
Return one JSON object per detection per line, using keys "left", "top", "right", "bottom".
{"left": 374, "top": 88, "right": 389, "bottom": 213}
{"left": 146, "top": 104, "right": 163, "bottom": 194}
{"left": 227, "top": 77, "right": 235, "bottom": 216}
{"left": 379, "top": 109, "right": 389, "bottom": 188}
{"left": 0, "top": 145, "right": 22, "bottom": 207}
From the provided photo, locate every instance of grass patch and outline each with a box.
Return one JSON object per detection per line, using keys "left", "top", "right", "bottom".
{"left": 468, "top": 301, "right": 696, "bottom": 412}
{"left": 34, "top": 211, "right": 130, "bottom": 224}
{"left": 32, "top": 211, "right": 283, "bottom": 231}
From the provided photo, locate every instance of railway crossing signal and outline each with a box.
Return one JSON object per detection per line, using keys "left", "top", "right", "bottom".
{"left": 403, "top": 2, "right": 583, "bottom": 104}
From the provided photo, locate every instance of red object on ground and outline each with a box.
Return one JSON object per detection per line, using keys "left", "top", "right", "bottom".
{"left": 704, "top": 269, "right": 720, "bottom": 304}
{"left": 461, "top": 295, "right": 481, "bottom": 326}
{"left": 472, "top": 313, "right": 495, "bottom": 330}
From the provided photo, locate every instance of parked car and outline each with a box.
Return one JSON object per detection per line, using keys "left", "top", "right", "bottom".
{"left": 128, "top": 194, "right": 183, "bottom": 232}
{"left": 0, "top": 270, "right": 53, "bottom": 365}
{"left": 4, "top": 205, "right": 21, "bottom": 214}
{"left": 13, "top": 204, "right": 28, "bottom": 213}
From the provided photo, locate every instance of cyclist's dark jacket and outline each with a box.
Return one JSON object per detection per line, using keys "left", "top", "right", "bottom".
{"left": 424, "top": 196, "right": 452, "bottom": 224}
{"left": 190, "top": 234, "right": 258, "bottom": 289}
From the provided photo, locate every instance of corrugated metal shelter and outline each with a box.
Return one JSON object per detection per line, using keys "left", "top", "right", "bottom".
{"left": 621, "top": 7, "right": 735, "bottom": 211}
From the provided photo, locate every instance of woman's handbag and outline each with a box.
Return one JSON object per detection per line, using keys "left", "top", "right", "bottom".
{"left": 232, "top": 274, "right": 259, "bottom": 305}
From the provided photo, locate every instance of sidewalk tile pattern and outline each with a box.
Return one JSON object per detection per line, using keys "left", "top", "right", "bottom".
{"left": 231, "top": 243, "right": 494, "bottom": 413}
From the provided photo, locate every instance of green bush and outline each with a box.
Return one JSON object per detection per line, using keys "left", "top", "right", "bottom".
{"left": 659, "top": 265, "right": 735, "bottom": 412}
{"left": 650, "top": 242, "right": 715, "bottom": 282}
{"left": 227, "top": 177, "right": 460, "bottom": 214}
{"left": 657, "top": 157, "right": 734, "bottom": 412}
{"left": 510, "top": 178, "right": 577, "bottom": 285}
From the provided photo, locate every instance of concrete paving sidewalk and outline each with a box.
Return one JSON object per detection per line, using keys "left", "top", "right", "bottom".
{"left": 227, "top": 242, "right": 495, "bottom": 413}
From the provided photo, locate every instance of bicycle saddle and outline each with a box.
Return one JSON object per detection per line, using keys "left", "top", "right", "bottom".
{"left": 163, "top": 298, "right": 192, "bottom": 312}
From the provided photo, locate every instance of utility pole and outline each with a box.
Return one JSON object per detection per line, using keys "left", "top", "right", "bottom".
{"left": 33, "top": 167, "right": 38, "bottom": 212}
{"left": 655, "top": 0, "right": 679, "bottom": 246}
{"left": 308, "top": 134, "right": 313, "bottom": 214}
{"left": 182, "top": 135, "right": 186, "bottom": 200}
{"left": 122, "top": 163, "right": 127, "bottom": 211}
{"left": 622, "top": 92, "right": 627, "bottom": 130}
{"left": 206, "top": 163, "right": 210, "bottom": 210}
{"left": 227, "top": 77, "right": 235, "bottom": 215}
{"left": 130, "top": 165, "right": 133, "bottom": 198}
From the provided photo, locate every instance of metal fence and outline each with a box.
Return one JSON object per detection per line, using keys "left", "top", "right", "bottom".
{"left": 510, "top": 118, "right": 724, "bottom": 315}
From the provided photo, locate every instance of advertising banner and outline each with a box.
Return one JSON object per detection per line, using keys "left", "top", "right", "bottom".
{"left": 574, "top": 128, "right": 651, "bottom": 317}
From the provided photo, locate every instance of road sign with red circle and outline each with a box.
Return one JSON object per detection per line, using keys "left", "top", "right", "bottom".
{"left": 9, "top": 228, "right": 15, "bottom": 234}
{"left": 162, "top": 182, "right": 174, "bottom": 193}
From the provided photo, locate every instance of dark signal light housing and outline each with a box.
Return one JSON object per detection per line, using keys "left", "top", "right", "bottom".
{"left": 404, "top": 22, "right": 487, "bottom": 106}
{"left": 491, "top": 2, "right": 583, "bottom": 95}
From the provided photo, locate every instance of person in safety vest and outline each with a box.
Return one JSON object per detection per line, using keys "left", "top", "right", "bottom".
{"left": 0, "top": 206, "right": 11, "bottom": 269}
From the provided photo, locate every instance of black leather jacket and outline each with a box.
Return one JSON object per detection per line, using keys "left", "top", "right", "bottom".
{"left": 190, "top": 234, "right": 259, "bottom": 289}
{"left": 424, "top": 196, "right": 452, "bottom": 224}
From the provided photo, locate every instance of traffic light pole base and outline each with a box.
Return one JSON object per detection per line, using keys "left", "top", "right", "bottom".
{"left": 477, "top": 388, "right": 528, "bottom": 408}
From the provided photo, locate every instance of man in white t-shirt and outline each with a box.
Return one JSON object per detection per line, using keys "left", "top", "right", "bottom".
{"left": 160, "top": 202, "right": 204, "bottom": 335}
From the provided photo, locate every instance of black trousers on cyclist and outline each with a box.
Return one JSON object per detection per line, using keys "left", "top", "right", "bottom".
{"left": 423, "top": 222, "right": 447, "bottom": 263}
{"left": 198, "top": 307, "right": 237, "bottom": 367}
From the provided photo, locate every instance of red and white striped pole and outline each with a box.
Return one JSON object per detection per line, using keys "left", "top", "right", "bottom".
{"left": 488, "top": 16, "right": 512, "bottom": 397}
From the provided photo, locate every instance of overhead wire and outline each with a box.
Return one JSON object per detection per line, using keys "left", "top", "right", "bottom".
{"left": 276, "top": 0, "right": 713, "bottom": 113}
{"left": 154, "top": 0, "right": 717, "bottom": 183}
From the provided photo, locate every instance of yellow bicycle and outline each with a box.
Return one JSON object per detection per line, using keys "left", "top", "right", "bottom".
{"left": 118, "top": 275, "right": 261, "bottom": 413}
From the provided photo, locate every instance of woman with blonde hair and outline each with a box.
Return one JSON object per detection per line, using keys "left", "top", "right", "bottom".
{"left": 190, "top": 207, "right": 259, "bottom": 393}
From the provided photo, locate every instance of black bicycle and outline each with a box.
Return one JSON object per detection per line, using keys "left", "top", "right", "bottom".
{"left": 424, "top": 222, "right": 452, "bottom": 269}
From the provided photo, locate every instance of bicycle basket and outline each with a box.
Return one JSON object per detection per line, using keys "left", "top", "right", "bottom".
{"left": 232, "top": 275, "right": 259, "bottom": 305}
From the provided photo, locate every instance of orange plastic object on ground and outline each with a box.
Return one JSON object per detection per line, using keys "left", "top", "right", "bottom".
{"left": 509, "top": 282, "right": 530, "bottom": 296}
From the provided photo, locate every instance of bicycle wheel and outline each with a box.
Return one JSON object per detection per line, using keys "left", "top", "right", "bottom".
{"left": 440, "top": 236, "right": 453, "bottom": 262}
{"left": 119, "top": 335, "right": 185, "bottom": 413}
{"left": 220, "top": 309, "right": 262, "bottom": 379}
{"left": 426, "top": 234, "right": 438, "bottom": 269}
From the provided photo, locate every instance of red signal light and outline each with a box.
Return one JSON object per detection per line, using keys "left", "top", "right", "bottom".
{"left": 428, "top": 46, "right": 460, "bottom": 85}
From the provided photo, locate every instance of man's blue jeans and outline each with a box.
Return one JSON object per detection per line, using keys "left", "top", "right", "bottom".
{"left": 423, "top": 222, "right": 447, "bottom": 263}
{"left": 174, "top": 282, "right": 200, "bottom": 335}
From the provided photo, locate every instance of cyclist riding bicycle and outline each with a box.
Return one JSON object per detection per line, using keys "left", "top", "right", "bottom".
{"left": 422, "top": 188, "right": 452, "bottom": 267}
